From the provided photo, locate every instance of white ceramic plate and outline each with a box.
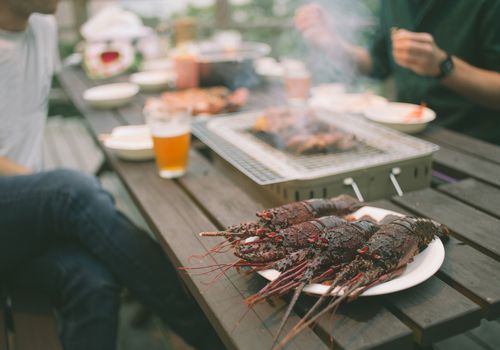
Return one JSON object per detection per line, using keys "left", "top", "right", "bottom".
{"left": 364, "top": 102, "right": 436, "bottom": 134}
{"left": 257, "top": 206, "right": 445, "bottom": 297}
{"left": 83, "top": 83, "right": 139, "bottom": 109}
{"left": 103, "top": 125, "right": 154, "bottom": 161}
{"left": 130, "top": 71, "right": 175, "bottom": 92}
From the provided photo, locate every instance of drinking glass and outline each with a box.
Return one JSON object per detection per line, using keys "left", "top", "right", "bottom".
{"left": 144, "top": 99, "right": 191, "bottom": 178}
{"left": 283, "top": 60, "right": 311, "bottom": 104}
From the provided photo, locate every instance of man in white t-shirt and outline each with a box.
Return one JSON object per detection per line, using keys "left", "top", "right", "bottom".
{"left": 0, "top": 1, "right": 222, "bottom": 349}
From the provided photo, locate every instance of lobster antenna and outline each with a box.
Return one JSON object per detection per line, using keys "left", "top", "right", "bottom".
{"left": 199, "top": 231, "right": 231, "bottom": 237}
{"left": 272, "top": 282, "right": 306, "bottom": 347}
{"left": 275, "top": 281, "right": 362, "bottom": 350}
{"left": 291, "top": 276, "right": 342, "bottom": 332}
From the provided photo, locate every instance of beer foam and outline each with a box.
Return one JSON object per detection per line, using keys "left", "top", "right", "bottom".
{"left": 151, "top": 124, "right": 190, "bottom": 138}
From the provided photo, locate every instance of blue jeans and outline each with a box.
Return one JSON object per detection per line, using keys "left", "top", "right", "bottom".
{"left": 0, "top": 169, "right": 222, "bottom": 350}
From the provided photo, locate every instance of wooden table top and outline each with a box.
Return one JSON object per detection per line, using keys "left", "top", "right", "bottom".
{"left": 58, "top": 66, "right": 500, "bottom": 350}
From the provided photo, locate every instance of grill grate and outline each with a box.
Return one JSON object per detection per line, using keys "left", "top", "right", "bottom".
{"left": 192, "top": 110, "right": 438, "bottom": 185}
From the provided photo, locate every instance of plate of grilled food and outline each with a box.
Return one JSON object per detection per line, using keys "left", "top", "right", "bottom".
{"left": 147, "top": 86, "right": 249, "bottom": 117}
{"left": 198, "top": 194, "right": 447, "bottom": 301}
{"left": 257, "top": 205, "right": 445, "bottom": 297}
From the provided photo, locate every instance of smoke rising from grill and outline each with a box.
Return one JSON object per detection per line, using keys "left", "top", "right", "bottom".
{"left": 281, "top": 0, "right": 376, "bottom": 88}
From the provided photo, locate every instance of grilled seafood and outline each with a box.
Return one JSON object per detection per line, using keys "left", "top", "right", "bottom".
{"left": 245, "top": 220, "right": 380, "bottom": 305}
{"left": 252, "top": 107, "right": 358, "bottom": 154}
{"left": 234, "top": 215, "right": 347, "bottom": 263}
{"left": 156, "top": 86, "right": 248, "bottom": 115}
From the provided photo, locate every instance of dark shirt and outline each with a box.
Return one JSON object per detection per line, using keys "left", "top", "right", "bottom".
{"left": 370, "top": 0, "right": 500, "bottom": 144}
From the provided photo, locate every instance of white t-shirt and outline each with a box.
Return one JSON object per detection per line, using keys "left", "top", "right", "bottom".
{"left": 0, "top": 14, "right": 59, "bottom": 171}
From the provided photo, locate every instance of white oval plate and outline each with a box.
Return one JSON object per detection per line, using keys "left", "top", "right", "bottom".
{"left": 257, "top": 206, "right": 445, "bottom": 297}
{"left": 103, "top": 125, "right": 154, "bottom": 161}
{"left": 364, "top": 102, "right": 436, "bottom": 134}
{"left": 83, "top": 83, "right": 139, "bottom": 109}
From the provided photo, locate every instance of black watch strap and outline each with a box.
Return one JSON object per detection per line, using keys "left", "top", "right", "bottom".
{"left": 437, "top": 53, "right": 454, "bottom": 80}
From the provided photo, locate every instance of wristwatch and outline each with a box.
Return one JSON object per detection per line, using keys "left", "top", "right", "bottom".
{"left": 437, "top": 53, "right": 454, "bottom": 79}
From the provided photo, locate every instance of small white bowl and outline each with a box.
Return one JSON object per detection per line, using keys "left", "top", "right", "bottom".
{"left": 130, "top": 71, "right": 175, "bottom": 92}
{"left": 103, "top": 125, "right": 154, "bottom": 161}
{"left": 83, "top": 83, "right": 139, "bottom": 109}
{"left": 364, "top": 102, "right": 436, "bottom": 134}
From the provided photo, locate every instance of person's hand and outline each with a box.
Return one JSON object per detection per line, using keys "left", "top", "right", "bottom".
{"left": 392, "top": 29, "right": 447, "bottom": 77}
{"left": 294, "top": 3, "right": 338, "bottom": 51}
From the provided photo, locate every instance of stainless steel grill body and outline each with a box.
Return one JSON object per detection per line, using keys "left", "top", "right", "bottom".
{"left": 192, "top": 109, "right": 439, "bottom": 202}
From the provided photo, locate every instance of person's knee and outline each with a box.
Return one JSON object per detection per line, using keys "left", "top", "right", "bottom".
{"left": 43, "top": 169, "right": 112, "bottom": 208}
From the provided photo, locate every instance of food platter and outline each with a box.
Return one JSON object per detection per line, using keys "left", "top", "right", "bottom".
{"left": 257, "top": 206, "right": 445, "bottom": 297}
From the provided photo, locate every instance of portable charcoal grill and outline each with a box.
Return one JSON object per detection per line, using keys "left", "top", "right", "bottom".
{"left": 192, "top": 109, "right": 439, "bottom": 203}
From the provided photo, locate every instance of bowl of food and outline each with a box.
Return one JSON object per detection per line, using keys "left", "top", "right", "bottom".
{"left": 83, "top": 83, "right": 139, "bottom": 109}
{"left": 363, "top": 102, "right": 436, "bottom": 134}
{"left": 103, "top": 125, "right": 154, "bottom": 161}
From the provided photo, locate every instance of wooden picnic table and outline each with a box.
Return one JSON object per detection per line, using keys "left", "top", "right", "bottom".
{"left": 58, "top": 66, "right": 500, "bottom": 350}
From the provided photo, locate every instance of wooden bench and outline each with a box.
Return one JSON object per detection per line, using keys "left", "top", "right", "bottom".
{"left": 0, "top": 288, "right": 62, "bottom": 350}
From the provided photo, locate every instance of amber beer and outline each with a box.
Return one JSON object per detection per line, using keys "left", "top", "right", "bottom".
{"left": 145, "top": 100, "right": 191, "bottom": 178}
{"left": 152, "top": 126, "right": 191, "bottom": 178}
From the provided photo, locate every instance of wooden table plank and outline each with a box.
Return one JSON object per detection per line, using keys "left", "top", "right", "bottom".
{"left": 439, "top": 179, "right": 500, "bottom": 219}
{"left": 422, "top": 127, "right": 500, "bottom": 165}
{"left": 386, "top": 277, "right": 481, "bottom": 345}
{"left": 437, "top": 238, "right": 500, "bottom": 320}
{"left": 430, "top": 147, "right": 500, "bottom": 188}
{"left": 312, "top": 298, "right": 412, "bottom": 350}
{"left": 392, "top": 188, "right": 500, "bottom": 261}
{"left": 390, "top": 193, "right": 500, "bottom": 319}
{"left": 367, "top": 200, "right": 483, "bottom": 345}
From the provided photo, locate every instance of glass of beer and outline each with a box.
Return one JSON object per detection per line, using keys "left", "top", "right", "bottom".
{"left": 283, "top": 60, "right": 311, "bottom": 104}
{"left": 144, "top": 99, "right": 191, "bottom": 178}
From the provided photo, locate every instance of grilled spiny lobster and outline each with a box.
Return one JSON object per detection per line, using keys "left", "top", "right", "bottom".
{"left": 200, "top": 194, "right": 360, "bottom": 240}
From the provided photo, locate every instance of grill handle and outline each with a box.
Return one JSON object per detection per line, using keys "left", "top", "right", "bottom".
{"left": 390, "top": 167, "right": 404, "bottom": 197}
{"left": 343, "top": 177, "right": 365, "bottom": 202}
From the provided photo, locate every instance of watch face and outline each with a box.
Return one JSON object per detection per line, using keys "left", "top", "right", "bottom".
{"left": 440, "top": 56, "right": 454, "bottom": 77}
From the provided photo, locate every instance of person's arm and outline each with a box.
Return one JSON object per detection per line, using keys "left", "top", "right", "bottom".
{"left": 0, "top": 157, "right": 31, "bottom": 176}
{"left": 294, "top": 3, "right": 374, "bottom": 76}
{"left": 441, "top": 57, "right": 500, "bottom": 111}
{"left": 392, "top": 29, "right": 500, "bottom": 111}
